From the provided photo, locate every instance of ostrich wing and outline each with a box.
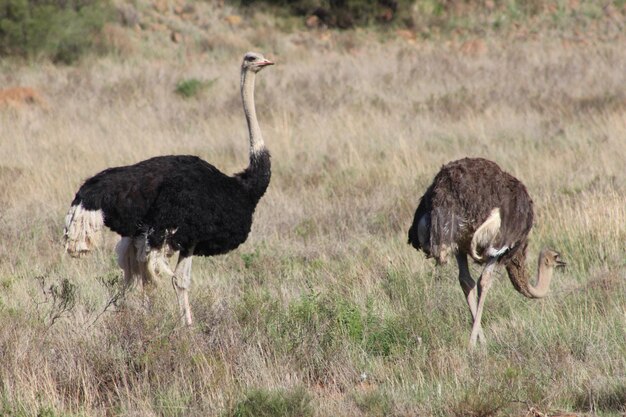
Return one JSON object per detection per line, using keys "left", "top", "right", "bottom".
{"left": 72, "top": 155, "right": 209, "bottom": 237}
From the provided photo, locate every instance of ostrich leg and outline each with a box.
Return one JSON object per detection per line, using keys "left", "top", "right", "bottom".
{"left": 144, "top": 245, "right": 195, "bottom": 325}
{"left": 469, "top": 260, "right": 496, "bottom": 347}
{"left": 456, "top": 253, "right": 485, "bottom": 343}
{"left": 172, "top": 249, "right": 195, "bottom": 325}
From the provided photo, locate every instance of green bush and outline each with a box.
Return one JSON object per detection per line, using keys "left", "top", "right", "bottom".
{"left": 175, "top": 78, "right": 217, "bottom": 99}
{"left": 0, "top": 0, "right": 113, "bottom": 63}
{"left": 278, "top": 292, "right": 414, "bottom": 357}
{"left": 236, "top": 0, "right": 626, "bottom": 32}
{"left": 228, "top": 387, "right": 313, "bottom": 417}
{"left": 353, "top": 390, "right": 393, "bottom": 416}
{"left": 237, "top": 0, "right": 415, "bottom": 28}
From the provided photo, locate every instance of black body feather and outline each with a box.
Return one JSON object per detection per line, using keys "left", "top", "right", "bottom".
{"left": 72, "top": 150, "right": 271, "bottom": 257}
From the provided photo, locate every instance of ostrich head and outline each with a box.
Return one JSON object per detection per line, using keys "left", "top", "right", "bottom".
{"left": 242, "top": 52, "right": 274, "bottom": 73}
{"left": 540, "top": 248, "right": 567, "bottom": 269}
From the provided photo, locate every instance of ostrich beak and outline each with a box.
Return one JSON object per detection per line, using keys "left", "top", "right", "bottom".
{"left": 257, "top": 59, "right": 274, "bottom": 67}
{"left": 555, "top": 253, "right": 566, "bottom": 268}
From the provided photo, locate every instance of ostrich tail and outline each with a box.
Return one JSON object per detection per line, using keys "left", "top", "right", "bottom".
{"left": 407, "top": 222, "right": 419, "bottom": 247}
{"left": 64, "top": 203, "right": 104, "bottom": 257}
{"left": 408, "top": 209, "right": 430, "bottom": 251}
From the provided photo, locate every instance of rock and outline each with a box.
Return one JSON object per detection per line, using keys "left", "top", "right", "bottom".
{"left": 117, "top": 3, "right": 141, "bottom": 27}
{"left": 154, "top": 0, "right": 168, "bottom": 13}
{"left": 305, "top": 15, "right": 320, "bottom": 29}
{"left": 459, "top": 39, "right": 487, "bottom": 57}
{"left": 150, "top": 23, "right": 167, "bottom": 32}
{"left": 0, "top": 87, "right": 47, "bottom": 109}
{"left": 224, "top": 15, "right": 242, "bottom": 26}
{"left": 379, "top": 8, "right": 393, "bottom": 22}
{"left": 396, "top": 29, "right": 416, "bottom": 42}
{"left": 171, "top": 31, "right": 183, "bottom": 43}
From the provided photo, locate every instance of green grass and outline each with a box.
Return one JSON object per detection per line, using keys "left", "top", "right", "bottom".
{"left": 227, "top": 387, "right": 313, "bottom": 417}
{"left": 175, "top": 78, "right": 217, "bottom": 99}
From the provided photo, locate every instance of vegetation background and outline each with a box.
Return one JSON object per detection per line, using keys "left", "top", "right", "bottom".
{"left": 0, "top": 0, "right": 625, "bottom": 416}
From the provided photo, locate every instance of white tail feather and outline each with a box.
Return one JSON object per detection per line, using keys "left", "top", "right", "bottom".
{"left": 64, "top": 204, "right": 104, "bottom": 257}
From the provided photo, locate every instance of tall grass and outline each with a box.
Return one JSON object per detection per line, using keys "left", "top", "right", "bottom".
{"left": 0, "top": 10, "right": 625, "bottom": 417}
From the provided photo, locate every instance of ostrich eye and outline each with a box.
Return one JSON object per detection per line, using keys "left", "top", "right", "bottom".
{"left": 245, "top": 56, "right": 256, "bottom": 62}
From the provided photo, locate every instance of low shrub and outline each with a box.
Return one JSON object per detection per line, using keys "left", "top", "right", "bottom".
{"left": 0, "top": 0, "right": 113, "bottom": 63}
{"left": 238, "top": 0, "right": 415, "bottom": 28}
{"left": 175, "top": 78, "right": 217, "bottom": 99}
{"left": 228, "top": 387, "right": 313, "bottom": 417}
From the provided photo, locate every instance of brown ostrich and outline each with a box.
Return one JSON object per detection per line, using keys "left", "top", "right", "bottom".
{"left": 408, "top": 157, "right": 566, "bottom": 347}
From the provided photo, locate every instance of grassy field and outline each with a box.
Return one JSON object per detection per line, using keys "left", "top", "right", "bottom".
{"left": 0, "top": 1, "right": 625, "bottom": 416}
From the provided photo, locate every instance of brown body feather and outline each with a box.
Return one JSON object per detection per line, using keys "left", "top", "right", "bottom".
{"left": 408, "top": 157, "right": 533, "bottom": 269}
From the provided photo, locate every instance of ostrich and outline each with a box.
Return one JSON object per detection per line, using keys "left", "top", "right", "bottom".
{"left": 407, "top": 157, "right": 565, "bottom": 347}
{"left": 64, "top": 52, "right": 274, "bottom": 325}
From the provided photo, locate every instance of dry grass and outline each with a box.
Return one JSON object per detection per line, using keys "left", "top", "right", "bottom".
{"left": 0, "top": 2, "right": 625, "bottom": 416}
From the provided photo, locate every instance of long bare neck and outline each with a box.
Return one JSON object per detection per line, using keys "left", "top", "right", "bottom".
{"left": 235, "top": 66, "right": 271, "bottom": 202}
{"left": 241, "top": 68, "right": 265, "bottom": 156}
{"left": 505, "top": 245, "right": 555, "bottom": 299}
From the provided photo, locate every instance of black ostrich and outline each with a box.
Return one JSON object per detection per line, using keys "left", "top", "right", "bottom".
{"left": 64, "top": 52, "right": 274, "bottom": 325}
{"left": 408, "top": 157, "right": 566, "bottom": 347}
